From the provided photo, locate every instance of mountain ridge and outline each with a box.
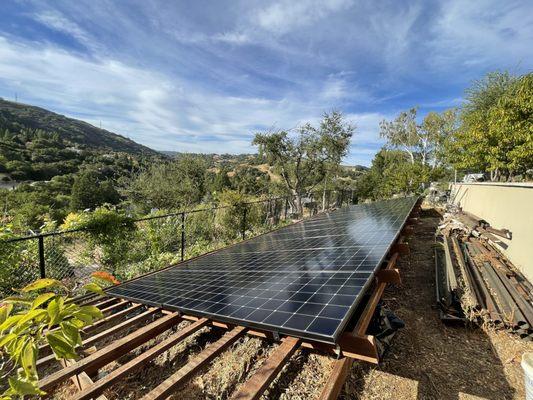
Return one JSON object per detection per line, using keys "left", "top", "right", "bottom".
{"left": 0, "top": 98, "right": 156, "bottom": 154}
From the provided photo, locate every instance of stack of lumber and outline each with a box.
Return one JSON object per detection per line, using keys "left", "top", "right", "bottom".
{"left": 435, "top": 210, "right": 532, "bottom": 340}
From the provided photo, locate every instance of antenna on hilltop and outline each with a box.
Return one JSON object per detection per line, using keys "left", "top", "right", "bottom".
{"left": 15, "top": 93, "right": 18, "bottom": 102}
{"left": 99, "top": 120, "right": 102, "bottom": 129}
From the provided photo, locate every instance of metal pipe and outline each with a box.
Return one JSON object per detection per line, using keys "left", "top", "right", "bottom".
{"left": 450, "top": 235, "right": 481, "bottom": 308}
{"left": 472, "top": 240, "right": 533, "bottom": 329}
{"left": 463, "top": 243, "right": 502, "bottom": 324}
{"left": 443, "top": 235, "right": 458, "bottom": 292}
{"left": 479, "top": 258, "right": 528, "bottom": 330}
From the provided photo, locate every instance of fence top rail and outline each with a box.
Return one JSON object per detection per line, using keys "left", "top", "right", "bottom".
{"left": 1, "top": 190, "right": 348, "bottom": 243}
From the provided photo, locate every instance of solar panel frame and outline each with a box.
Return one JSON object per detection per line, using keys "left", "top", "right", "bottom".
{"left": 107, "top": 196, "right": 418, "bottom": 344}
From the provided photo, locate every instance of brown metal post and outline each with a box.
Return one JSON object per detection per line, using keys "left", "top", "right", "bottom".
{"left": 241, "top": 206, "right": 247, "bottom": 240}
{"left": 180, "top": 212, "right": 185, "bottom": 261}
{"left": 38, "top": 235, "right": 46, "bottom": 278}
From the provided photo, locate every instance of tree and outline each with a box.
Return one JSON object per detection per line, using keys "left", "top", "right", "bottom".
{"left": 124, "top": 155, "right": 207, "bottom": 213}
{"left": 70, "top": 170, "right": 120, "bottom": 210}
{"left": 231, "top": 166, "right": 269, "bottom": 195}
{"left": 253, "top": 125, "right": 324, "bottom": 214}
{"left": 380, "top": 109, "right": 419, "bottom": 164}
{"left": 380, "top": 108, "right": 456, "bottom": 168}
{"left": 421, "top": 109, "right": 458, "bottom": 168}
{"left": 486, "top": 73, "right": 533, "bottom": 178}
{"left": 317, "top": 111, "right": 355, "bottom": 210}
{"left": 212, "top": 166, "right": 232, "bottom": 193}
{"left": 355, "top": 149, "right": 427, "bottom": 200}
{"left": 447, "top": 71, "right": 531, "bottom": 180}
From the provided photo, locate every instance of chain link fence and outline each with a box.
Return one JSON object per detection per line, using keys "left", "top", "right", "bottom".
{"left": 0, "top": 190, "right": 355, "bottom": 298}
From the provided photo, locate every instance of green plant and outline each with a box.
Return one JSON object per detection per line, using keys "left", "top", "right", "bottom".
{"left": 0, "top": 278, "right": 104, "bottom": 398}
{"left": 61, "top": 207, "right": 136, "bottom": 272}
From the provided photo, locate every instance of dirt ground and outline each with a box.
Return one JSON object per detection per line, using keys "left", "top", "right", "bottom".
{"left": 341, "top": 206, "right": 532, "bottom": 400}
{"left": 54, "top": 206, "right": 532, "bottom": 399}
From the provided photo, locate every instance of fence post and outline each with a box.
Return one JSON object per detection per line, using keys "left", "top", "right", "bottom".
{"left": 284, "top": 198, "right": 288, "bottom": 220}
{"left": 38, "top": 236, "right": 46, "bottom": 278}
{"left": 241, "top": 206, "right": 247, "bottom": 240}
{"left": 180, "top": 212, "right": 185, "bottom": 261}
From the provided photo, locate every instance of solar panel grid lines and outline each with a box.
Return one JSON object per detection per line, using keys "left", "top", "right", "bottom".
{"left": 107, "top": 196, "right": 418, "bottom": 344}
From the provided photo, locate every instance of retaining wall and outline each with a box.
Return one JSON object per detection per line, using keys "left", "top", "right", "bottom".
{"left": 450, "top": 182, "right": 533, "bottom": 283}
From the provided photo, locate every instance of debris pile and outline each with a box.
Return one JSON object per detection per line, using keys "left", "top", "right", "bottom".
{"left": 435, "top": 209, "right": 533, "bottom": 340}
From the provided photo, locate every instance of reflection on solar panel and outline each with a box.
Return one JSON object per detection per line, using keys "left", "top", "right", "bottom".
{"left": 107, "top": 196, "right": 417, "bottom": 344}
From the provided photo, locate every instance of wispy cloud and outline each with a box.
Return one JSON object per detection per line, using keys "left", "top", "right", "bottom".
{"left": 0, "top": 0, "right": 531, "bottom": 166}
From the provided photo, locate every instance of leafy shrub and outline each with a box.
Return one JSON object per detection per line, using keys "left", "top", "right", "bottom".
{"left": 60, "top": 207, "right": 136, "bottom": 273}
{"left": 215, "top": 190, "right": 260, "bottom": 240}
{"left": 0, "top": 278, "right": 104, "bottom": 398}
{"left": 115, "top": 252, "right": 181, "bottom": 281}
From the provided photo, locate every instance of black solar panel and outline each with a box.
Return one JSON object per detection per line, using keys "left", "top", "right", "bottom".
{"left": 107, "top": 196, "right": 417, "bottom": 344}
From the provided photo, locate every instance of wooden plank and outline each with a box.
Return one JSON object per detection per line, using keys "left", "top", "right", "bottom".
{"left": 73, "top": 318, "right": 210, "bottom": 400}
{"left": 60, "top": 359, "right": 108, "bottom": 400}
{"left": 337, "top": 333, "right": 378, "bottom": 364}
{"left": 231, "top": 337, "right": 300, "bottom": 400}
{"left": 92, "top": 297, "right": 118, "bottom": 310}
{"left": 83, "top": 308, "right": 159, "bottom": 349}
{"left": 179, "top": 315, "right": 272, "bottom": 340}
{"left": 82, "top": 303, "right": 144, "bottom": 334}
{"left": 375, "top": 268, "right": 401, "bottom": 285}
{"left": 317, "top": 358, "right": 352, "bottom": 400}
{"left": 37, "top": 307, "right": 159, "bottom": 369}
{"left": 38, "top": 312, "right": 181, "bottom": 392}
{"left": 99, "top": 299, "right": 130, "bottom": 316}
{"left": 141, "top": 326, "right": 246, "bottom": 400}
{"left": 390, "top": 243, "right": 409, "bottom": 256}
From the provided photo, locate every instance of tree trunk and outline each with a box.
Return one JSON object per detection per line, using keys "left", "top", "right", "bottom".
{"left": 490, "top": 168, "right": 500, "bottom": 182}
{"left": 288, "top": 189, "right": 303, "bottom": 217}
{"left": 408, "top": 150, "right": 415, "bottom": 164}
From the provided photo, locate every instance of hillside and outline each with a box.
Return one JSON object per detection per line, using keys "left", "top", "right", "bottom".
{"left": 0, "top": 99, "right": 155, "bottom": 154}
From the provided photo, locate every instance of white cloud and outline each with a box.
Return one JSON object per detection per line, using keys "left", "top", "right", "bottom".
{"left": 429, "top": 0, "right": 533, "bottom": 70}
{"left": 0, "top": 35, "right": 383, "bottom": 164}
{"left": 33, "top": 10, "right": 99, "bottom": 52}
{"left": 2, "top": 0, "right": 531, "bottom": 167}
{"left": 255, "top": 0, "right": 354, "bottom": 35}
{"left": 213, "top": 32, "right": 250, "bottom": 45}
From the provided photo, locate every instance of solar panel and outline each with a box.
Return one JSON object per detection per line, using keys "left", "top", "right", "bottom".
{"left": 107, "top": 196, "right": 417, "bottom": 344}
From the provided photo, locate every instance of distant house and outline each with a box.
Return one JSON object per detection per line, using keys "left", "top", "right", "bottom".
{"left": 462, "top": 173, "right": 485, "bottom": 182}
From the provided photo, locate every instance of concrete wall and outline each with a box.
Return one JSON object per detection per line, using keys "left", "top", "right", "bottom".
{"left": 450, "top": 182, "right": 533, "bottom": 283}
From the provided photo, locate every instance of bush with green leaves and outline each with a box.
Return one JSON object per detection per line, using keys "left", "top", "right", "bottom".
{"left": 215, "top": 190, "right": 261, "bottom": 240}
{"left": 116, "top": 252, "right": 181, "bottom": 281}
{"left": 0, "top": 226, "right": 72, "bottom": 298}
{"left": 0, "top": 278, "right": 104, "bottom": 399}
{"left": 61, "top": 206, "right": 136, "bottom": 273}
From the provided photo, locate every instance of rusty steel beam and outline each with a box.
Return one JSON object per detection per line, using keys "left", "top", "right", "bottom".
{"left": 141, "top": 326, "right": 247, "bottom": 400}
{"left": 38, "top": 312, "right": 182, "bottom": 392}
{"left": 231, "top": 337, "right": 300, "bottom": 400}
{"left": 74, "top": 318, "right": 210, "bottom": 400}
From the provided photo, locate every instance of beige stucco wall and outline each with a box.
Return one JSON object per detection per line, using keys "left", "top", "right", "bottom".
{"left": 450, "top": 182, "right": 533, "bottom": 283}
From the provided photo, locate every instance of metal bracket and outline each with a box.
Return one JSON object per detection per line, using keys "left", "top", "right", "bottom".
{"left": 335, "top": 344, "right": 342, "bottom": 359}
{"left": 376, "top": 269, "right": 402, "bottom": 285}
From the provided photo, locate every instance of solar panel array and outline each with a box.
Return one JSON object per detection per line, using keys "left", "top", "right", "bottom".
{"left": 107, "top": 196, "right": 417, "bottom": 343}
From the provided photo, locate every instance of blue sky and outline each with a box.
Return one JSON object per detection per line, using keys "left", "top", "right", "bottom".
{"left": 0, "top": 0, "right": 532, "bottom": 165}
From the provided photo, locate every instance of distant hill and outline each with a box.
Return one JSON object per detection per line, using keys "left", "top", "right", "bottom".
{"left": 161, "top": 151, "right": 256, "bottom": 164}
{"left": 0, "top": 98, "right": 156, "bottom": 154}
{"left": 161, "top": 151, "right": 368, "bottom": 171}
